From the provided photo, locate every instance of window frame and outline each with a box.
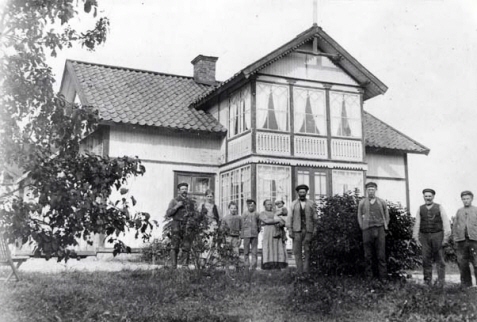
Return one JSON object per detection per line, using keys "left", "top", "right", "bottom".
{"left": 330, "top": 92, "right": 362, "bottom": 139}
{"left": 293, "top": 87, "right": 327, "bottom": 136}
{"left": 228, "top": 85, "right": 251, "bottom": 139}
{"left": 173, "top": 171, "right": 216, "bottom": 205}
{"left": 256, "top": 82, "right": 290, "bottom": 133}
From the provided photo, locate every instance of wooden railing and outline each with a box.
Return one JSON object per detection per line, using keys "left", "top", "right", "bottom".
{"left": 294, "top": 136, "right": 327, "bottom": 159}
{"left": 228, "top": 132, "right": 252, "bottom": 161}
{"left": 331, "top": 139, "right": 363, "bottom": 161}
{"left": 256, "top": 132, "right": 290, "bottom": 156}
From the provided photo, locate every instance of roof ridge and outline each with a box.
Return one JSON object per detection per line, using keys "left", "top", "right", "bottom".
{"left": 67, "top": 59, "right": 209, "bottom": 82}
{"left": 364, "top": 111, "right": 430, "bottom": 154}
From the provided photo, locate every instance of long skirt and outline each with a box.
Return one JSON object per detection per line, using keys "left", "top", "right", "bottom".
{"left": 261, "top": 225, "right": 288, "bottom": 269}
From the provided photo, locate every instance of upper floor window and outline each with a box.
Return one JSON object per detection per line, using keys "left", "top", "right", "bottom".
{"left": 330, "top": 92, "right": 362, "bottom": 138}
{"left": 256, "top": 83, "right": 289, "bottom": 132}
{"left": 228, "top": 86, "right": 251, "bottom": 138}
{"left": 293, "top": 87, "right": 326, "bottom": 135}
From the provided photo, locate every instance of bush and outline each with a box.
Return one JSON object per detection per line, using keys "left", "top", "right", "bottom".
{"left": 310, "top": 192, "right": 420, "bottom": 276}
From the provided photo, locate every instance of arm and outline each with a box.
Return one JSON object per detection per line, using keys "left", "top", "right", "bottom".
{"left": 285, "top": 203, "right": 293, "bottom": 229}
{"left": 166, "top": 199, "right": 179, "bottom": 218}
{"left": 382, "top": 199, "right": 390, "bottom": 229}
{"left": 412, "top": 209, "right": 421, "bottom": 242}
{"left": 357, "top": 201, "right": 363, "bottom": 230}
{"left": 440, "top": 205, "right": 451, "bottom": 243}
{"left": 259, "top": 212, "right": 279, "bottom": 225}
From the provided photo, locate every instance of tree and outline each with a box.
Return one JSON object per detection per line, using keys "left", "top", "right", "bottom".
{"left": 0, "top": 0, "right": 154, "bottom": 261}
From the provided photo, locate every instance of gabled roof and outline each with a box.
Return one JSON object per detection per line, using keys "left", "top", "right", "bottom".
{"left": 66, "top": 60, "right": 227, "bottom": 134}
{"left": 192, "top": 24, "right": 388, "bottom": 107}
{"left": 364, "top": 111, "right": 429, "bottom": 155}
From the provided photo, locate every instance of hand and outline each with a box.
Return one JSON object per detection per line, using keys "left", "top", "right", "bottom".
{"left": 442, "top": 240, "right": 449, "bottom": 247}
{"left": 415, "top": 239, "right": 422, "bottom": 247}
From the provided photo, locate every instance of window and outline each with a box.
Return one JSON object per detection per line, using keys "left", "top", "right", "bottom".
{"left": 221, "top": 166, "right": 251, "bottom": 215}
{"left": 330, "top": 92, "right": 362, "bottom": 138}
{"left": 293, "top": 87, "right": 326, "bottom": 135}
{"left": 256, "top": 83, "right": 289, "bottom": 131}
{"left": 175, "top": 172, "right": 215, "bottom": 205}
{"left": 228, "top": 86, "right": 251, "bottom": 138}
{"left": 332, "top": 170, "right": 364, "bottom": 195}
{"left": 296, "top": 168, "right": 328, "bottom": 204}
{"left": 257, "top": 165, "right": 291, "bottom": 212}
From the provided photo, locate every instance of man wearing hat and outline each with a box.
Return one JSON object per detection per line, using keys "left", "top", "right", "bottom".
{"left": 241, "top": 198, "right": 261, "bottom": 271}
{"left": 166, "top": 182, "right": 197, "bottom": 268}
{"left": 358, "top": 182, "right": 389, "bottom": 281}
{"left": 286, "top": 184, "right": 316, "bottom": 275}
{"left": 412, "top": 188, "right": 450, "bottom": 286}
{"left": 452, "top": 190, "right": 477, "bottom": 287}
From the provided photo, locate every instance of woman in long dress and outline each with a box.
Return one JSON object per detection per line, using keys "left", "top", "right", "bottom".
{"left": 259, "top": 199, "right": 288, "bottom": 269}
{"left": 198, "top": 189, "right": 220, "bottom": 265}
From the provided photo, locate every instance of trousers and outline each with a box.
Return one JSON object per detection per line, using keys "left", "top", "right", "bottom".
{"left": 243, "top": 237, "right": 258, "bottom": 270}
{"left": 292, "top": 231, "right": 312, "bottom": 274}
{"left": 456, "top": 238, "right": 477, "bottom": 286}
{"left": 363, "top": 226, "right": 387, "bottom": 279}
{"left": 419, "top": 231, "right": 445, "bottom": 284}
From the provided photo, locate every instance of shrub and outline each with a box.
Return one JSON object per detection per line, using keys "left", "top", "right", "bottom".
{"left": 310, "top": 192, "right": 420, "bottom": 276}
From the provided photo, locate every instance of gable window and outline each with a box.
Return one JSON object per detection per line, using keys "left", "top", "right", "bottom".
{"left": 293, "top": 87, "right": 326, "bottom": 135}
{"left": 228, "top": 86, "right": 251, "bottom": 138}
{"left": 330, "top": 92, "right": 362, "bottom": 138}
{"left": 257, "top": 165, "right": 291, "bottom": 211}
{"left": 256, "top": 83, "right": 289, "bottom": 132}
{"left": 332, "top": 170, "right": 363, "bottom": 195}
{"left": 175, "top": 172, "right": 215, "bottom": 205}
{"left": 221, "top": 166, "right": 251, "bottom": 215}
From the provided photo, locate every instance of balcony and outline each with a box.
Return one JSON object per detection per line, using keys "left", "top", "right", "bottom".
{"left": 331, "top": 139, "right": 362, "bottom": 161}
{"left": 294, "top": 136, "right": 327, "bottom": 159}
{"left": 256, "top": 132, "right": 290, "bottom": 156}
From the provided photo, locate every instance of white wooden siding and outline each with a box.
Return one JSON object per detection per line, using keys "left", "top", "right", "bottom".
{"left": 228, "top": 132, "right": 252, "bottom": 161}
{"left": 261, "top": 52, "right": 359, "bottom": 86}
{"left": 366, "top": 152, "right": 406, "bottom": 178}
{"left": 109, "top": 127, "right": 223, "bottom": 165}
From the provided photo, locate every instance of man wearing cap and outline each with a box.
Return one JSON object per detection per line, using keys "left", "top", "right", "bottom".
{"left": 412, "top": 188, "right": 450, "bottom": 286}
{"left": 241, "top": 199, "right": 261, "bottom": 271}
{"left": 358, "top": 182, "right": 390, "bottom": 281}
{"left": 452, "top": 190, "right": 477, "bottom": 287}
{"left": 286, "top": 184, "right": 316, "bottom": 275}
{"left": 166, "top": 182, "right": 197, "bottom": 268}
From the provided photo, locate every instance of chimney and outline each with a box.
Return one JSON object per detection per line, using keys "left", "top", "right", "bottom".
{"left": 191, "top": 55, "right": 218, "bottom": 85}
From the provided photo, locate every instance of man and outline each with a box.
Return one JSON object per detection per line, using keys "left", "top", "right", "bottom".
{"left": 412, "top": 188, "right": 451, "bottom": 286}
{"left": 357, "top": 182, "right": 389, "bottom": 281}
{"left": 452, "top": 190, "right": 477, "bottom": 287}
{"left": 286, "top": 184, "right": 316, "bottom": 275}
{"left": 222, "top": 201, "right": 242, "bottom": 269}
{"left": 166, "top": 182, "right": 197, "bottom": 269}
{"left": 241, "top": 199, "right": 261, "bottom": 271}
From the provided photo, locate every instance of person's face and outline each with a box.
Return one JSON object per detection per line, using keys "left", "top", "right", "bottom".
{"left": 367, "top": 187, "right": 376, "bottom": 198}
{"left": 275, "top": 201, "right": 284, "bottom": 208}
{"left": 179, "top": 185, "right": 188, "bottom": 197}
{"left": 462, "top": 195, "right": 473, "bottom": 207}
{"left": 423, "top": 192, "right": 434, "bottom": 204}
{"left": 229, "top": 204, "right": 237, "bottom": 215}
{"left": 206, "top": 193, "right": 214, "bottom": 203}
{"left": 264, "top": 200, "right": 273, "bottom": 211}
{"left": 298, "top": 189, "right": 307, "bottom": 200}
{"left": 247, "top": 202, "right": 256, "bottom": 212}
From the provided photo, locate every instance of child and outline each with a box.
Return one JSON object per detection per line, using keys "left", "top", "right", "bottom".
{"left": 274, "top": 197, "right": 288, "bottom": 243}
{"left": 222, "top": 201, "right": 242, "bottom": 268}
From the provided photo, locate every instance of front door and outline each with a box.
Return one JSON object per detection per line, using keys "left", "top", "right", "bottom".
{"left": 295, "top": 167, "right": 329, "bottom": 204}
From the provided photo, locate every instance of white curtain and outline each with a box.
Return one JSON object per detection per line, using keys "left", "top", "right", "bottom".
{"left": 274, "top": 87, "right": 288, "bottom": 131}
{"left": 311, "top": 91, "right": 326, "bottom": 134}
{"left": 256, "top": 84, "right": 269, "bottom": 129}
{"left": 293, "top": 88, "right": 306, "bottom": 133}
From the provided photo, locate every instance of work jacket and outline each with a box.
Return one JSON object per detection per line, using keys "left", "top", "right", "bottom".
{"left": 453, "top": 205, "right": 477, "bottom": 242}
{"left": 286, "top": 199, "right": 316, "bottom": 233}
{"left": 357, "top": 197, "right": 389, "bottom": 231}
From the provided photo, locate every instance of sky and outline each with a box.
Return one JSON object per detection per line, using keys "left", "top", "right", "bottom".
{"left": 48, "top": 0, "right": 477, "bottom": 215}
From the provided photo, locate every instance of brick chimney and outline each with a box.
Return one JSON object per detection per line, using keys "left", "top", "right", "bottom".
{"left": 191, "top": 55, "right": 218, "bottom": 85}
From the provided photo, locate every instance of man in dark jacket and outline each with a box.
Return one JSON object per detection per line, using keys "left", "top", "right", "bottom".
{"left": 166, "top": 182, "right": 197, "bottom": 268}
{"left": 357, "top": 182, "right": 389, "bottom": 281}
{"left": 286, "top": 184, "right": 316, "bottom": 275}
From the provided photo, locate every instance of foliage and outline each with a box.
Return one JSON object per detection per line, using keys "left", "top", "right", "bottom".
{"left": 311, "top": 192, "right": 420, "bottom": 276}
{"left": 2, "top": 269, "right": 476, "bottom": 322}
{"left": 0, "top": 1, "right": 153, "bottom": 261}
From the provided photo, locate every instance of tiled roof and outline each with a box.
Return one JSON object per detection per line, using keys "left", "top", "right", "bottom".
{"left": 364, "top": 111, "right": 429, "bottom": 155}
{"left": 68, "top": 60, "right": 227, "bottom": 134}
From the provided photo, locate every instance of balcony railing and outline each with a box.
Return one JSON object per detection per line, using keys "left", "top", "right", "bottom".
{"left": 228, "top": 132, "right": 252, "bottom": 161}
{"left": 257, "top": 132, "right": 290, "bottom": 156}
{"left": 294, "top": 136, "right": 327, "bottom": 159}
{"left": 331, "top": 139, "right": 362, "bottom": 161}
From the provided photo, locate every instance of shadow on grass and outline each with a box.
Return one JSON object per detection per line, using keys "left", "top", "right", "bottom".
{"left": 1, "top": 269, "right": 476, "bottom": 322}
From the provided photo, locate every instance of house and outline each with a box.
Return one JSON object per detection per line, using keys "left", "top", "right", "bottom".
{"left": 59, "top": 25, "right": 429, "bottom": 248}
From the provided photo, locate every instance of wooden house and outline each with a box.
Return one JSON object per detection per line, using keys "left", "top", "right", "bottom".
{"left": 59, "top": 25, "right": 429, "bottom": 248}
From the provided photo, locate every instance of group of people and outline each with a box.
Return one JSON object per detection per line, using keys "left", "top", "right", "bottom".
{"left": 166, "top": 183, "right": 315, "bottom": 275}
{"left": 166, "top": 181, "right": 477, "bottom": 287}
{"left": 359, "top": 182, "right": 477, "bottom": 288}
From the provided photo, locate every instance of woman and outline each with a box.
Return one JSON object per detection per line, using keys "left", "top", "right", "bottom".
{"left": 198, "top": 189, "right": 221, "bottom": 265}
{"left": 259, "top": 199, "right": 288, "bottom": 269}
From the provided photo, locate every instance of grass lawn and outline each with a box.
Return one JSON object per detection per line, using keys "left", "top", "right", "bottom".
{"left": 1, "top": 268, "right": 476, "bottom": 322}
